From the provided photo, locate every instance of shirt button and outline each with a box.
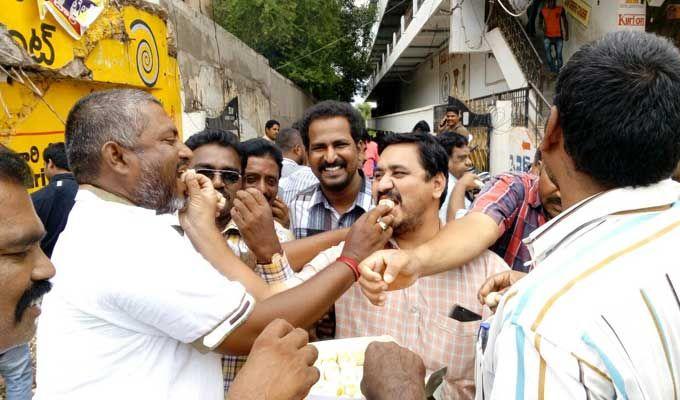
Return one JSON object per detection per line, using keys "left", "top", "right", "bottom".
{"left": 410, "top": 306, "right": 418, "bottom": 314}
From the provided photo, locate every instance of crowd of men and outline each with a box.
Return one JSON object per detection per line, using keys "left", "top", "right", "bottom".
{"left": 1, "top": 30, "right": 680, "bottom": 400}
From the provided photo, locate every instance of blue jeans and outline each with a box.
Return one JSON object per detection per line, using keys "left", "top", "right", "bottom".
{"left": 543, "top": 37, "right": 564, "bottom": 73}
{"left": 0, "top": 345, "right": 33, "bottom": 400}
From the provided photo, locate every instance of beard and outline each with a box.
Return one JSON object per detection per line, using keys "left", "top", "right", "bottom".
{"left": 392, "top": 213, "right": 421, "bottom": 237}
{"left": 132, "top": 157, "right": 186, "bottom": 214}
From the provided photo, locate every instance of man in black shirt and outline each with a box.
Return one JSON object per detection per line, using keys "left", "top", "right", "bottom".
{"left": 31, "top": 142, "right": 78, "bottom": 258}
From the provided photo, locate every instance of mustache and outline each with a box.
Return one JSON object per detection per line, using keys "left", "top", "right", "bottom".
{"left": 544, "top": 196, "right": 562, "bottom": 206}
{"left": 15, "top": 280, "right": 52, "bottom": 323}
{"left": 377, "top": 189, "right": 402, "bottom": 205}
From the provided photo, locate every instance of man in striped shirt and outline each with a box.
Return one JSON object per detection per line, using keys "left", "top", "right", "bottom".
{"left": 285, "top": 132, "right": 509, "bottom": 399}
{"left": 360, "top": 31, "right": 680, "bottom": 399}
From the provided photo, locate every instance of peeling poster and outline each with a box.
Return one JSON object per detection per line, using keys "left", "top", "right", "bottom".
{"left": 38, "top": 0, "right": 106, "bottom": 39}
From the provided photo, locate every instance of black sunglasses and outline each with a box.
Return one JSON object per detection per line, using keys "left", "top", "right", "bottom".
{"left": 195, "top": 168, "right": 241, "bottom": 184}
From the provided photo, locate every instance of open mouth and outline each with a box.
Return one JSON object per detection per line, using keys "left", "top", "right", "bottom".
{"left": 29, "top": 297, "right": 42, "bottom": 308}
{"left": 321, "top": 164, "right": 345, "bottom": 176}
{"left": 378, "top": 195, "right": 400, "bottom": 208}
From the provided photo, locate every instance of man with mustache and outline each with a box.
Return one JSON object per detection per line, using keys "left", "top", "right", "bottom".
{"left": 362, "top": 31, "right": 680, "bottom": 399}
{"left": 286, "top": 132, "right": 508, "bottom": 398}
{"left": 436, "top": 148, "right": 562, "bottom": 273}
{"left": 34, "top": 89, "right": 393, "bottom": 399}
{"left": 289, "top": 100, "right": 374, "bottom": 340}
{"left": 0, "top": 146, "right": 55, "bottom": 399}
{"left": 437, "top": 131, "right": 474, "bottom": 222}
{"left": 185, "top": 130, "right": 347, "bottom": 272}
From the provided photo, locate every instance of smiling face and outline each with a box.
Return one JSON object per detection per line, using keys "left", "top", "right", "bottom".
{"left": 243, "top": 155, "right": 280, "bottom": 204}
{"left": 0, "top": 181, "right": 55, "bottom": 352}
{"left": 445, "top": 111, "right": 460, "bottom": 127}
{"left": 190, "top": 143, "right": 242, "bottom": 226}
{"left": 307, "top": 116, "right": 360, "bottom": 193}
{"left": 128, "top": 103, "right": 193, "bottom": 214}
{"left": 373, "top": 143, "right": 445, "bottom": 237}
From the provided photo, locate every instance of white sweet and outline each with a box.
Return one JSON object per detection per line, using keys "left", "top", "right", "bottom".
{"left": 322, "top": 361, "right": 341, "bottom": 382}
{"left": 378, "top": 198, "right": 395, "bottom": 209}
{"left": 485, "top": 292, "right": 502, "bottom": 307}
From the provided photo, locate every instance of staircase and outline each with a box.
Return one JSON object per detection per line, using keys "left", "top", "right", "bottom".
{"left": 487, "top": 1, "right": 552, "bottom": 144}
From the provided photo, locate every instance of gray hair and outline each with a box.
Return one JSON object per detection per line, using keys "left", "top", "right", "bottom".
{"left": 65, "top": 89, "right": 161, "bottom": 183}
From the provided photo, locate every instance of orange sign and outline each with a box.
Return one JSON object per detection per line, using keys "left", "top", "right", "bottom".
{"left": 564, "top": 0, "right": 591, "bottom": 27}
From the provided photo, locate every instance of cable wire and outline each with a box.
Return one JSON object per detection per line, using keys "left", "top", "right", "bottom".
{"left": 276, "top": 0, "right": 409, "bottom": 71}
{"left": 496, "top": 0, "right": 531, "bottom": 17}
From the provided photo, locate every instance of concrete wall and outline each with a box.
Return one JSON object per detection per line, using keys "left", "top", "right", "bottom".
{"left": 370, "top": 105, "right": 435, "bottom": 132}
{"left": 469, "top": 52, "right": 509, "bottom": 98}
{"left": 163, "top": 0, "right": 314, "bottom": 140}
{"left": 399, "top": 56, "right": 438, "bottom": 110}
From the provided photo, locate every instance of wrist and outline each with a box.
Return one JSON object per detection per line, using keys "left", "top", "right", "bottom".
{"left": 409, "top": 248, "right": 426, "bottom": 279}
{"left": 254, "top": 243, "right": 283, "bottom": 264}
{"left": 337, "top": 255, "right": 360, "bottom": 281}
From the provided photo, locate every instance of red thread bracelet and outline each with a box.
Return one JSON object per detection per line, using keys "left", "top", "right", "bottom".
{"left": 337, "top": 255, "right": 360, "bottom": 281}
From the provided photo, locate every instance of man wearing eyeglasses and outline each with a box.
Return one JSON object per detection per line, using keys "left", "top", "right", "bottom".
{"left": 185, "top": 130, "right": 362, "bottom": 391}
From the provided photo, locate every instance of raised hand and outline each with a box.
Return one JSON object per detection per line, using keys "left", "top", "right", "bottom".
{"left": 340, "top": 203, "right": 394, "bottom": 263}
{"left": 358, "top": 249, "right": 423, "bottom": 306}
{"left": 231, "top": 188, "right": 283, "bottom": 264}
{"left": 271, "top": 197, "right": 291, "bottom": 229}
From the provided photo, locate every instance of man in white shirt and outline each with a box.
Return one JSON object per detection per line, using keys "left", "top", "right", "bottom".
{"left": 437, "top": 132, "right": 474, "bottom": 222}
{"left": 275, "top": 127, "right": 307, "bottom": 179}
{"left": 359, "top": 31, "right": 680, "bottom": 399}
{"left": 35, "top": 89, "right": 394, "bottom": 399}
{"left": 263, "top": 119, "right": 280, "bottom": 142}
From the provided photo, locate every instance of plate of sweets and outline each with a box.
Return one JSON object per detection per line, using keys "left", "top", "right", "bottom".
{"left": 306, "top": 336, "right": 395, "bottom": 400}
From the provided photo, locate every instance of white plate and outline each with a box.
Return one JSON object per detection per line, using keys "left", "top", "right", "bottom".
{"left": 306, "top": 336, "right": 396, "bottom": 400}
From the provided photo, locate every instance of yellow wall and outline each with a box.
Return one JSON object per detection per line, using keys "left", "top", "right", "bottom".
{"left": 0, "top": 0, "right": 182, "bottom": 191}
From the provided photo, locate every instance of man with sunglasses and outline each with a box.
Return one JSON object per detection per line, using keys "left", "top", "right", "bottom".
{"left": 185, "top": 131, "right": 346, "bottom": 272}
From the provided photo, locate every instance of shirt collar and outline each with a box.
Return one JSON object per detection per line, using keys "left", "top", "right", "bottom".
{"left": 526, "top": 174, "right": 543, "bottom": 209}
{"left": 525, "top": 179, "right": 680, "bottom": 266}
{"left": 310, "top": 174, "right": 373, "bottom": 213}
{"left": 52, "top": 173, "right": 75, "bottom": 181}
{"left": 76, "top": 184, "right": 157, "bottom": 216}
{"left": 282, "top": 158, "right": 298, "bottom": 166}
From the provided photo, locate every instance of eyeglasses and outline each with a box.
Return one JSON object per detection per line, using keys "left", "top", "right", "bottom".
{"left": 195, "top": 168, "right": 241, "bottom": 184}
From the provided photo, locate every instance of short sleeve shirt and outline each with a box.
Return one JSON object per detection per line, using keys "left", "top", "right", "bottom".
{"left": 35, "top": 188, "right": 253, "bottom": 400}
{"left": 470, "top": 173, "right": 548, "bottom": 272}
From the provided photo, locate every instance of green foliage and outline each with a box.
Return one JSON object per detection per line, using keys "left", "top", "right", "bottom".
{"left": 214, "top": 0, "right": 377, "bottom": 101}
{"left": 356, "top": 102, "right": 372, "bottom": 121}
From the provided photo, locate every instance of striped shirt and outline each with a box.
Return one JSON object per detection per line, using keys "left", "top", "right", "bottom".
{"left": 287, "top": 241, "right": 509, "bottom": 399}
{"left": 290, "top": 177, "right": 373, "bottom": 239}
{"left": 281, "top": 158, "right": 302, "bottom": 179}
{"left": 476, "top": 179, "right": 680, "bottom": 400}
{"left": 221, "top": 220, "right": 295, "bottom": 392}
{"left": 278, "top": 166, "right": 319, "bottom": 207}
{"left": 471, "top": 172, "right": 547, "bottom": 272}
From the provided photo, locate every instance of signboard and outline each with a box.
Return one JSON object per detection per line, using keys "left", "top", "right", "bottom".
{"left": 206, "top": 97, "right": 240, "bottom": 138}
{"left": 617, "top": 0, "right": 646, "bottom": 29}
{"left": 564, "top": 0, "right": 591, "bottom": 27}
{"left": 1, "top": 0, "right": 182, "bottom": 192}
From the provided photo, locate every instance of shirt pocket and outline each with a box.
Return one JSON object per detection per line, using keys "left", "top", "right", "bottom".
{"left": 416, "top": 313, "right": 480, "bottom": 398}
